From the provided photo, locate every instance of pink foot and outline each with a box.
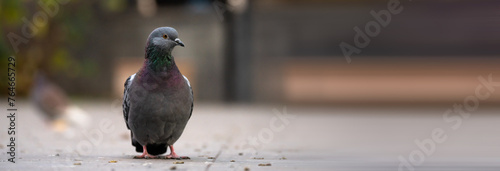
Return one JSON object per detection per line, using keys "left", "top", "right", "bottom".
{"left": 133, "top": 145, "right": 157, "bottom": 159}
{"left": 166, "top": 145, "right": 190, "bottom": 159}
{"left": 135, "top": 154, "right": 157, "bottom": 159}
{"left": 166, "top": 154, "right": 179, "bottom": 159}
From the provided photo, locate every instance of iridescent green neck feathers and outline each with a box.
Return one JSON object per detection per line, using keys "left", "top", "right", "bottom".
{"left": 146, "top": 46, "right": 174, "bottom": 71}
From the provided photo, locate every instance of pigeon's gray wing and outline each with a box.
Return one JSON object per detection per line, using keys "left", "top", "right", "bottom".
{"left": 122, "top": 74, "right": 136, "bottom": 129}
{"left": 183, "top": 75, "right": 194, "bottom": 119}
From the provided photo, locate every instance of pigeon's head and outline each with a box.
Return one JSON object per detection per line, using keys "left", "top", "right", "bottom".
{"left": 146, "top": 27, "right": 185, "bottom": 56}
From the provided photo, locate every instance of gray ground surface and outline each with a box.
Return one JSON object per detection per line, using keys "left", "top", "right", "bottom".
{"left": 1, "top": 100, "right": 500, "bottom": 170}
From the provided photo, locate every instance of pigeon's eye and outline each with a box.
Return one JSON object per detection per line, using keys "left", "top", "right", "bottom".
{"left": 162, "top": 34, "right": 168, "bottom": 39}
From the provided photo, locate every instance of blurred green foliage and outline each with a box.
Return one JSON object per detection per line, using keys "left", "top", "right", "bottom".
{"left": 0, "top": 0, "right": 127, "bottom": 97}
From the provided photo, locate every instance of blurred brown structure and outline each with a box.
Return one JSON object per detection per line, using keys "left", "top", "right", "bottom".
{"left": 108, "top": 0, "right": 500, "bottom": 105}
{"left": 283, "top": 57, "right": 500, "bottom": 104}
{"left": 4, "top": 0, "right": 499, "bottom": 105}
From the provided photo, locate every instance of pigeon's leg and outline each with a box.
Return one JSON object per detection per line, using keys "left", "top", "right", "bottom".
{"left": 166, "top": 145, "right": 189, "bottom": 159}
{"left": 166, "top": 145, "right": 179, "bottom": 158}
{"left": 135, "top": 145, "right": 157, "bottom": 159}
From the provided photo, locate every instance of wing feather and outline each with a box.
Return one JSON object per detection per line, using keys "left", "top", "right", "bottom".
{"left": 122, "top": 74, "right": 136, "bottom": 129}
{"left": 183, "top": 75, "right": 194, "bottom": 119}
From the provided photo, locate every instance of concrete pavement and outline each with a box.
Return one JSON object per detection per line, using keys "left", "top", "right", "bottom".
{"left": 1, "top": 100, "right": 499, "bottom": 170}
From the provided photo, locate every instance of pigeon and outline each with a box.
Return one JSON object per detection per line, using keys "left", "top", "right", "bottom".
{"left": 31, "top": 72, "right": 91, "bottom": 136}
{"left": 122, "top": 27, "right": 193, "bottom": 159}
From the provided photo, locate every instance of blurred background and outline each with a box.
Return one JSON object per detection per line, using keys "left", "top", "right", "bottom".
{"left": 1, "top": 0, "right": 500, "bottom": 170}
{"left": 1, "top": 0, "right": 500, "bottom": 105}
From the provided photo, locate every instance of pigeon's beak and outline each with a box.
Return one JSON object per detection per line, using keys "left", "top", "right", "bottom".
{"left": 175, "top": 38, "right": 185, "bottom": 47}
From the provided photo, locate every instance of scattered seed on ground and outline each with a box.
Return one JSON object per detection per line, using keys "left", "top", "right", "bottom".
{"left": 258, "top": 163, "right": 271, "bottom": 166}
{"left": 173, "top": 161, "right": 184, "bottom": 164}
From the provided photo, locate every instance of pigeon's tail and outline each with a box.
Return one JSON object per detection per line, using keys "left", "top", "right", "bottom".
{"left": 133, "top": 140, "right": 168, "bottom": 155}
{"left": 133, "top": 138, "right": 143, "bottom": 152}
{"left": 146, "top": 144, "right": 168, "bottom": 155}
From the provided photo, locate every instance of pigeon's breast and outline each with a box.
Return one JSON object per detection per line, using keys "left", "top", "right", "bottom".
{"left": 129, "top": 78, "right": 191, "bottom": 118}
{"left": 127, "top": 75, "right": 192, "bottom": 144}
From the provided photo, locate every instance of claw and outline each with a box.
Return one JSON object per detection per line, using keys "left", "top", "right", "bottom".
{"left": 133, "top": 145, "right": 189, "bottom": 159}
{"left": 133, "top": 145, "right": 157, "bottom": 159}
{"left": 166, "top": 145, "right": 190, "bottom": 159}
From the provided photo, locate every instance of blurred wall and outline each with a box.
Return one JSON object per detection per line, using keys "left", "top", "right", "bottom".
{"left": 249, "top": 0, "right": 500, "bottom": 104}
{"left": 4, "top": 0, "right": 500, "bottom": 106}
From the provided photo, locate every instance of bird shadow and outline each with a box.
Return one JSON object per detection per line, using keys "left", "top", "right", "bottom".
{"left": 131, "top": 156, "right": 191, "bottom": 160}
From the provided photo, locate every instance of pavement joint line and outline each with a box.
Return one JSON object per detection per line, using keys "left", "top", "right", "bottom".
{"left": 204, "top": 145, "right": 225, "bottom": 171}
